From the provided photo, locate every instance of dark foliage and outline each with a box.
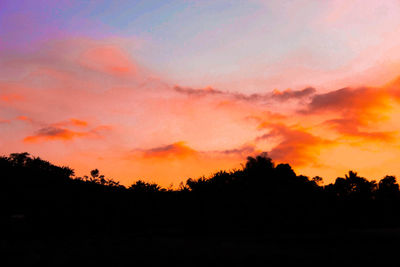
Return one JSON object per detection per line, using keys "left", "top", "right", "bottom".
{"left": 2, "top": 152, "right": 400, "bottom": 265}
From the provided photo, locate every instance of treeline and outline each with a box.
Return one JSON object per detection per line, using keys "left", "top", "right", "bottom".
{"left": 1, "top": 152, "right": 400, "bottom": 237}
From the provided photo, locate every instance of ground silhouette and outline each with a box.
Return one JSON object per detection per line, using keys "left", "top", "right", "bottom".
{"left": 2, "top": 152, "right": 400, "bottom": 266}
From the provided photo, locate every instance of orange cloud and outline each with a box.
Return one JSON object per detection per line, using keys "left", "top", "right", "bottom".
{"left": 23, "top": 127, "right": 89, "bottom": 143}
{"left": 323, "top": 118, "right": 396, "bottom": 142}
{"left": 302, "top": 86, "right": 392, "bottom": 122}
{"left": 256, "top": 123, "right": 334, "bottom": 166}
{"left": 300, "top": 84, "right": 400, "bottom": 142}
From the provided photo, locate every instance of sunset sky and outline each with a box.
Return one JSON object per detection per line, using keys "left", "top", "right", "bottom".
{"left": 2, "top": 0, "right": 400, "bottom": 187}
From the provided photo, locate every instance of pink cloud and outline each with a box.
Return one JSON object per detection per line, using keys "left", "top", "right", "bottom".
{"left": 78, "top": 45, "right": 137, "bottom": 76}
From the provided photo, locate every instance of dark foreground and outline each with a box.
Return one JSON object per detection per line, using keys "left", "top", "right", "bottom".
{"left": 2, "top": 152, "right": 400, "bottom": 266}
{"left": 3, "top": 228, "right": 400, "bottom": 266}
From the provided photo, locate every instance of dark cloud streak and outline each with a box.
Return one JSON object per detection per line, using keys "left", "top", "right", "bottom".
{"left": 174, "top": 86, "right": 316, "bottom": 103}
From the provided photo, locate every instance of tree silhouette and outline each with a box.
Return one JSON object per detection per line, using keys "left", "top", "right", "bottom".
{"left": 377, "top": 175, "right": 399, "bottom": 199}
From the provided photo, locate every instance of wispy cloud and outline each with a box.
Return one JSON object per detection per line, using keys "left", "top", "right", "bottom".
{"left": 174, "top": 85, "right": 316, "bottom": 103}
{"left": 271, "top": 87, "right": 316, "bottom": 101}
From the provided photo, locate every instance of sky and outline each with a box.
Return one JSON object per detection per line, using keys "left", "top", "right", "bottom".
{"left": 2, "top": 0, "right": 400, "bottom": 187}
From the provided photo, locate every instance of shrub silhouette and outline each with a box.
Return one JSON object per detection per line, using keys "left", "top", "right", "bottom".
{"left": 128, "top": 180, "right": 163, "bottom": 192}
{"left": 78, "top": 168, "right": 122, "bottom": 188}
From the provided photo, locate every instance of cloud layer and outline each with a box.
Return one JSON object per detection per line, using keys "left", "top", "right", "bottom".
{"left": 3, "top": 0, "right": 400, "bottom": 187}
